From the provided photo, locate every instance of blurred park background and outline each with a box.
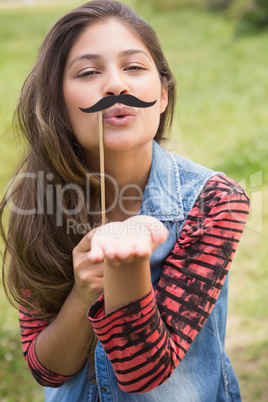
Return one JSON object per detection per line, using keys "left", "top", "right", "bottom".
{"left": 0, "top": 0, "right": 267, "bottom": 400}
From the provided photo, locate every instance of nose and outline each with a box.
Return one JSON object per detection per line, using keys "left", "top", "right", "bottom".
{"left": 103, "top": 68, "right": 130, "bottom": 97}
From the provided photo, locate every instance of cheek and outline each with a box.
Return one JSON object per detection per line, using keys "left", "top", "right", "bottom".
{"left": 63, "top": 81, "right": 93, "bottom": 116}
{"left": 63, "top": 88, "right": 77, "bottom": 127}
{"left": 64, "top": 90, "right": 83, "bottom": 117}
{"left": 64, "top": 88, "right": 85, "bottom": 129}
{"left": 142, "top": 105, "right": 161, "bottom": 136}
{"left": 64, "top": 98, "right": 98, "bottom": 144}
{"left": 63, "top": 86, "right": 101, "bottom": 135}
{"left": 64, "top": 97, "right": 80, "bottom": 133}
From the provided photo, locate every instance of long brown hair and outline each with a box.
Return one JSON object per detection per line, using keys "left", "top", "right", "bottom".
{"left": 0, "top": 0, "right": 176, "bottom": 354}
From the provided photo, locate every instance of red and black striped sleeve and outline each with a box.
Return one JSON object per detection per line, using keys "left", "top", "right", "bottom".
{"left": 19, "top": 309, "right": 74, "bottom": 387}
{"left": 88, "top": 175, "right": 250, "bottom": 393}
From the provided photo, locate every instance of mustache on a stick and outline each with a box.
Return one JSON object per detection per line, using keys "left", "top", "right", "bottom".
{"left": 79, "top": 94, "right": 157, "bottom": 113}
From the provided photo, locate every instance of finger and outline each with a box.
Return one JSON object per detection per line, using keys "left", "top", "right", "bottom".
{"left": 103, "top": 240, "right": 117, "bottom": 260}
{"left": 133, "top": 236, "right": 152, "bottom": 258}
{"left": 117, "top": 254, "right": 135, "bottom": 264}
{"left": 150, "top": 222, "right": 169, "bottom": 245}
{"left": 133, "top": 216, "right": 169, "bottom": 245}
{"left": 108, "top": 247, "right": 136, "bottom": 264}
{"left": 112, "top": 239, "right": 135, "bottom": 260}
{"left": 88, "top": 244, "right": 105, "bottom": 263}
{"left": 105, "top": 256, "right": 122, "bottom": 268}
{"left": 94, "top": 261, "right": 105, "bottom": 277}
{"left": 74, "top": 227, "right": 100, "bottom": 253}
{"left": 85, "top": 261, "right": 104, "bottom": 277}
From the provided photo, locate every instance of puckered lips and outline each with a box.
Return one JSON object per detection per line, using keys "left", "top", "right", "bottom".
{"left": 103, "top": 104, "right": 137, "bottom": 127}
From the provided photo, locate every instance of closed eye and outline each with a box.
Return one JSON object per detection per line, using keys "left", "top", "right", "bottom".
{"left": 125, "top": 65, "right": 147, "bottom": 71}
{"left": 77, "top": 69, "right": 100, "bottom": 78}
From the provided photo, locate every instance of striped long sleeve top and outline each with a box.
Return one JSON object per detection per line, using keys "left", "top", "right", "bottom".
{"left": 19, "top": 175, "right": 250, "bottom": 390}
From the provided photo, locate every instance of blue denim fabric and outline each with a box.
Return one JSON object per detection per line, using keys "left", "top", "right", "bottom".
{"left": 44, "top": 141, "right": 241, "bottom": 401}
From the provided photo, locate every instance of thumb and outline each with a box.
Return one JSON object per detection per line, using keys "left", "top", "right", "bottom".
{"left": 150, "top": 221, "right": 169, "bottom": 247}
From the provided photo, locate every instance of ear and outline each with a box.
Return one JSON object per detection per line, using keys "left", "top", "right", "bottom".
{"left": 160, "top": 79, "right": 168, "bottom": 114}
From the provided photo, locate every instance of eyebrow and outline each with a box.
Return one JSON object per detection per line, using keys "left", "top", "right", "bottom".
{"left": 120, "top": 49, "right": 151, "bottom": 59}
{"left": 68, "top": 49, "right": 151, "bottom": 70}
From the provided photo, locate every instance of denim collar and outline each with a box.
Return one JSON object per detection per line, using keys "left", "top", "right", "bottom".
{"left": 138, "top": 141, "right": 184, "bottom": 221}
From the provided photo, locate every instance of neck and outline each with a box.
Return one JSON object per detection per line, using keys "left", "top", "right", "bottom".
{"left": 84, "top": 143, "right": 153, "bottom": 221}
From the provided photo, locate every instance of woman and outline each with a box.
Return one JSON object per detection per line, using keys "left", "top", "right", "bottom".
{"left": 0, "top": 1, "right": 250, "bottom": 401}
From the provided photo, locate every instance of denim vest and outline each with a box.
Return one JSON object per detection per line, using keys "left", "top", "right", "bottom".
{"left": 44, "top": 141, "right": 241, "bottom": 402}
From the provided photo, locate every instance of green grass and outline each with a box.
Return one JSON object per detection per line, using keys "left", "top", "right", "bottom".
{"left": 0, "top": 1, "right": 267, "bottom": 401}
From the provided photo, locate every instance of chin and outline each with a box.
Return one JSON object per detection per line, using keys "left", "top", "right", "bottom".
{"left": 104, "top": 132, "right": 136, "bottom": 150}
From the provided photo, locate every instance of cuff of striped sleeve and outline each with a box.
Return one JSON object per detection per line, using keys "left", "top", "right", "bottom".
{"left": 26, "top": 339, "right": 74, "bottom": 387}
{"left": 88, "top": 287, "right": 171, "bottom": 393}
{"left": 88, "top": 287, "right": 154, "bottom": 325}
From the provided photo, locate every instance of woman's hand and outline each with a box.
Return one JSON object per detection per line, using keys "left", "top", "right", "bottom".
{"left": 88, "top": 215, "right": 169, "bottom": 267}
{"left": 72, "top": 229, "right": 104, "bottom": 309}
{"left": 73, "top": 216, "right": 168, "bottom": 314}
{"left": 86, "top": 216, "right": 169, "bottom": 314}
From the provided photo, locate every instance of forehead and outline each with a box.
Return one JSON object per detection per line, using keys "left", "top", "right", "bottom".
{"left": 67, "top": 19, "right": 150, "bottom": 60}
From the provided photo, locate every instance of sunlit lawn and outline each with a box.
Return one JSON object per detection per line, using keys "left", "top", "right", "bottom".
{"left": 0, "top": 1, "right": 267, "bottom": 401}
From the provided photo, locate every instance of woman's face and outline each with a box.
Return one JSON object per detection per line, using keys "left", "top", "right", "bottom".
{"left": 63, "top": 19, "right": 168, "bottom": 165}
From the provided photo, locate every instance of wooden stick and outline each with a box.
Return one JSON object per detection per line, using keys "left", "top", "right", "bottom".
{"left": 99, "top": 111, "right": 106, "bottom": 225}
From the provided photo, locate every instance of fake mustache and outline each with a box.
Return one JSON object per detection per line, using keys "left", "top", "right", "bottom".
{"left": 79, "top": 94, "right": 157, "bottom": 113}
